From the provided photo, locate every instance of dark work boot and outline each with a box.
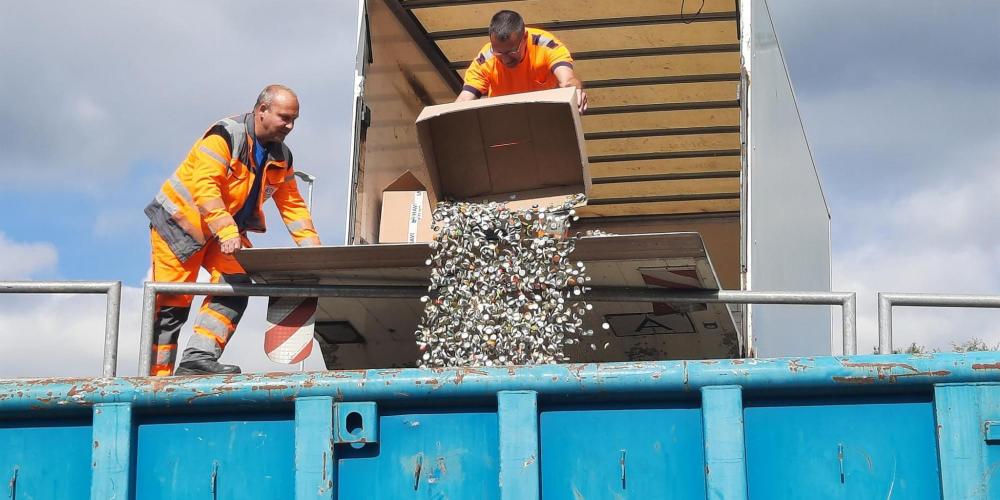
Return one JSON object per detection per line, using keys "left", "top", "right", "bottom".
{"left": 174, "top": 360, "right": 242, "bottom": 375}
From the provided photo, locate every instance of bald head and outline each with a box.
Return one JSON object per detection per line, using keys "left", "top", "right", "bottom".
{"left": 254, "top": 84, "right": 299, "bottom": 143}
{"left": 256, "top": 84, "right": 297, "bottom": 109}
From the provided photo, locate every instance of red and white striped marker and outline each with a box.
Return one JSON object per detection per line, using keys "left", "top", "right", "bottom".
{"left": 264, "top": 297, "right": 318, "bottom": 363}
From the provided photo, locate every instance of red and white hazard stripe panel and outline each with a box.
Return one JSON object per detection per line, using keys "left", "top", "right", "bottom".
{"left": 264, "top": 297, "right": 318, "bottom": 364}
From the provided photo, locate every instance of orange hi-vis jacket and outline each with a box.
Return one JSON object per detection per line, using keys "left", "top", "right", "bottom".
{"left": 145, "top": 113, "right": 320, "bottom": 262}
{"left": 462, "top": 27, "right": 574, "bottom": 98}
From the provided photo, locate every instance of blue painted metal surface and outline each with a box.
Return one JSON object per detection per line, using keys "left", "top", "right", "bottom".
{"left": 295, "top": 397, "right": 335, "bottom": 500}
{"left": 745, "top": 393, "right": 941, "bottom": 498}
{"left": 91, "top": 403, "right": 133, "bottom": 500}
{"left": 0, "top": 353, "right": 999, "bottom": 498}
{"left": 934, "top": 383, "right": 1000, "bottom": 499}
{"left": 0, "top": 417, "right": 92, "bottom": 499}
{"left": 134, "top": 413, "right": 294, "bottom": 499}
{"left": 337, "top": 407, "right": 500, "bottom": 499}
{"left": 701, "top": 385, "right": 748, "bottom": 499}
{"left": 540, "top": 401, "right": 706, "bottom": 498}
{"left": 498, "top": 390, "right": 539, "bottom": 500}
{"left": 335, "top": 401, "right": 378, "bottom": 445}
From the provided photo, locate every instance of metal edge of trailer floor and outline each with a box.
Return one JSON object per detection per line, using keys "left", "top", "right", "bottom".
{"left": 2, "top": 352, "right": 1000, "bottom": 499}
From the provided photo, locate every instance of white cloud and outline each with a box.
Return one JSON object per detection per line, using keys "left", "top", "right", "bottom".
{"left": 0, "top": 288, "right": 327, "bottom": 378}
{"left": 833, "top": 142, "right": 1000, "bottom": 353}
{"left": 0, "top": 232, "right": 58, "bottom": 280}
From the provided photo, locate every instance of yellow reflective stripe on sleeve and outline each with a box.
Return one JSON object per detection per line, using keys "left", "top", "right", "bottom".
{"left": 199, "top": 145, "right": 228, "bottom": 168}
{"left": 298, "top": 236, "right": 321, "bottom": 247}
{"left": 206, "top": 215, "right": 237, "bottom": 235}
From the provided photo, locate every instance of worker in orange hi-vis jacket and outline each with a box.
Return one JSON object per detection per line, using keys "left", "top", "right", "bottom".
{"left": 144, "top": 84, "right": 321, "bottom": 376}
{"left": 455, "top": 9, "right": 587, "bottom": 113}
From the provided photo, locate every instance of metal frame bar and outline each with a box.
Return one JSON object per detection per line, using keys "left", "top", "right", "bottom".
{"left": 139, "top": 281, "right": 857, "bottom": 374}
{"left": 4, "top": 353, "right": 999, "bottom": 413}
{"left": 0, "top": 281, "right": 122, "bottom": 377}
{"left": 878, "top": 292, "right": 1000, "bottom": 354}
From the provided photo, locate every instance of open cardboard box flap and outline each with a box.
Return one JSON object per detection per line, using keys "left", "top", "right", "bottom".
{"left": 415, "top": 87, "right": 591, "bottom": 208}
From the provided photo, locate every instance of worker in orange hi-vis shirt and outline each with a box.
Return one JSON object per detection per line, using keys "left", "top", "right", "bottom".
{"left": 144, "top": 84, "right": 321, "bottom": 376}
{"left": 456, "top": 10, "right": 587, "bottom": 113}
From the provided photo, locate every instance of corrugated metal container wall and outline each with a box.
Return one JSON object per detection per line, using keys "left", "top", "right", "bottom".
{"left": 1, "top": 353, "right": 999, "bottom": 499}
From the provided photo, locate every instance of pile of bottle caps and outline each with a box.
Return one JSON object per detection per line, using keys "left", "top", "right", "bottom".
{"left": 416, "top": 194, "right": 596, "bottom": 367}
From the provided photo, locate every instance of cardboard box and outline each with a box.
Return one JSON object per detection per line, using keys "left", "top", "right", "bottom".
{"left": 414, "top": 87, "right": 592, "bottom": 207}
{"left": 378, "top": 171, "right": 434, "bottom": 243}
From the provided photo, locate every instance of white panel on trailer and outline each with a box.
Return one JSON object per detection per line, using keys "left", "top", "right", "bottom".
{"left": 745, "top": 0, "right": 833, "bottom": 356}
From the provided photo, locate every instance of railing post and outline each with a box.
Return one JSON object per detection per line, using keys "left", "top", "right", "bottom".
{"left": 877, "top": 293, "right": 893, "bottom": 354}
{"left": 102, "top": 281, "right": 122, "bottom": 377}
{"left": 842, "top": 292, "right": 857, "bottom": 355}
{"left": 138, "top": 283, "right": 158, "bottom": 376}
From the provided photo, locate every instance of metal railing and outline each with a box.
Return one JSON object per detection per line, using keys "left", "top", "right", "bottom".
{"left": 138, "top": 282, "right": 858, "bottom": 374}
{"left": 0, "top": 281, "right": 122, "bottom": 377}
{"left": 878, "top": 292, "right": 1000, "bottom": 354}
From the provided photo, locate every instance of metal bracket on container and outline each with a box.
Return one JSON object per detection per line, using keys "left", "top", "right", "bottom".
{"left": 335, "top": 402, "right": 379, "bottom": 444}
{"left": 986, "top": 421, "right": 1000, "bottom": 444}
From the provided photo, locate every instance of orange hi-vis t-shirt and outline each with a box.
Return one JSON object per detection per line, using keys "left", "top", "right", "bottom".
{"left": 462, "top": 27, "right": 574, "bottom": 98}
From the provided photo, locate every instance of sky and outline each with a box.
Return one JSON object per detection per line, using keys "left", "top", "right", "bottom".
{"left": 0, "top": 1, "right": 998, "bottom": 377}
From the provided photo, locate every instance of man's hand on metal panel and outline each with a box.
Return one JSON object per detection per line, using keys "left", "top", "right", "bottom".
{"left": 219, "top": 236, "right": 242, "bottom": 255}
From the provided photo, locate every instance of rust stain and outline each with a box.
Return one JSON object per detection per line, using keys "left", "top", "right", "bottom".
{"left": 732, "top": 359, "right": 745, "bottom": 365}
{"left": 787, "top": 359, "right": 808, "bottom": 373}
{"left": 567, "top": 364, "right": 587, "bottom": 382}
{"left": 839, "top": 360, "right": 951, "bottom": 382}
{"left": 94, "top": 440, "right": 99, "bottom": 449}
{"left": 252, "top": 384, "right": 290, "bottom": 392}
{"left": 833, "top": 376, "right": 876, "bottom": 385}
{"left": 453, "top": 368, "right": 487, "bottom": 384}
{"left": 972, "top": 362, "right": 1000, "bottom": 370}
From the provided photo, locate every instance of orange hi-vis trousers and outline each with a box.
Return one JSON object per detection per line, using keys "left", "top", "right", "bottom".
{"left": 150, "top": 229, "right": 251, "bottom": 376}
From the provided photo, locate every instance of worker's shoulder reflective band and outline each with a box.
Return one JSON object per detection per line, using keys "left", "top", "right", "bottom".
{"left": 168, "top": 174, "right": 194, "bottom": 205}
{"left": 476, "top": 48, "right": 493, "bottom": 64}
{"left": 219, "top": 118, "right": 247, "bottom": 167}
{"left": 198, "top": 145, "right": 228, "bottom": 169}
{"left": 284, "top": 174, "right": 295, "bottom": 182}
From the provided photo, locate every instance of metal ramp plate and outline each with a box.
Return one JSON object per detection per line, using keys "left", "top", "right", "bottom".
{"left": 239, "top": 232, "right": 741, "bottom": 369}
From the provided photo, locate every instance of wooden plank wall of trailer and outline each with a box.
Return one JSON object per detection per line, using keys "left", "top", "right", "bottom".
{"left": 352, "top": 0, "right": 457, "bottom": 244}
{"left": 393, "top": 0, "right": 742, "bottom": 223}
